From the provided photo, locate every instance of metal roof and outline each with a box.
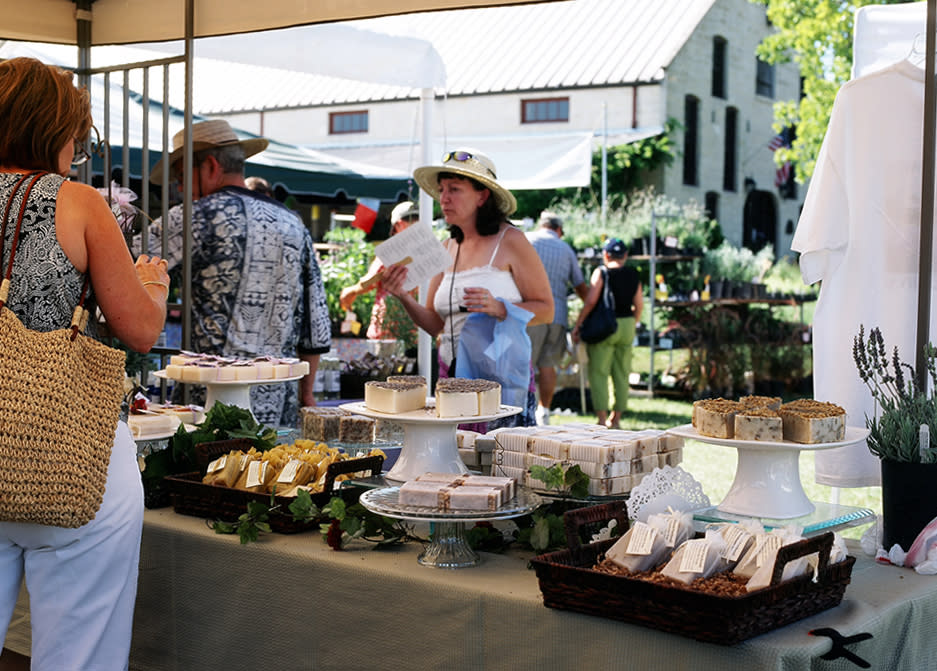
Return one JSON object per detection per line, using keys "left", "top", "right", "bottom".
{"left": 190, "top": 0, "right": 717, "bottom": 113}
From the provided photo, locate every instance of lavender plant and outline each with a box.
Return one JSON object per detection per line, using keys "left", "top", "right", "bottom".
{"left": 853, "top": 325, "right": 937, "bottom": 463}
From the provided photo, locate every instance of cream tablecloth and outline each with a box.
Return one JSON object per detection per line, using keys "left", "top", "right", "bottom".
{"left": 6, "top": 508, "right": 937, "bottom": 670}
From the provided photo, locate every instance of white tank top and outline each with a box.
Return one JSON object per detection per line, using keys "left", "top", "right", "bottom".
{"left": 433, "top": 228, "right": 522, "bottom": 364}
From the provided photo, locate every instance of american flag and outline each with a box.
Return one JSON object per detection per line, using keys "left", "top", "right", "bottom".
{"left": 770, "top": 129, "right": 792, "bottom": 187}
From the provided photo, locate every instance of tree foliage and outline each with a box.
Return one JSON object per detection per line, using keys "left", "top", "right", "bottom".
{"left": 752, "top": 0, "right": 911, "bottom": 182}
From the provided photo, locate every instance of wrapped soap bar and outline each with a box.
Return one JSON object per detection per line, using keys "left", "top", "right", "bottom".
{"left": 605, "top": 520, "right": 669, "bottom": 573}
{"left": 745, "top": 526, "right": 808, "bottom": 592}
{"left": 660, "top": 527, "right": 730, "bottom": 584}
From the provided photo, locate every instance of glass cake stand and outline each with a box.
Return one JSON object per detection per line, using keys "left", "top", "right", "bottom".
{"left": 359, "top": 486, "right": 542, "bottom": 568}
{"left": 667, "top": 424, "right": 870, "bottom": 519}
{"left": 339, "top": 401, "right": 522, "bottom": 483}
{"left": 155, "top": 370, "right": 303, "bottom": 417}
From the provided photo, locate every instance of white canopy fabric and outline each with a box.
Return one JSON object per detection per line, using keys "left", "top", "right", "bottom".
{"left": 310, "top": 127, "right": 664, "bottom": 190}
{"left": 145, "top": 24, "right": 447, "bottom": 90}
{"left": 2, "top": 0, "right": 560, "bottom": 46}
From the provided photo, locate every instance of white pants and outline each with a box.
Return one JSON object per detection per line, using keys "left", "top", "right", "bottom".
{"left": 0, "top": 421, "right": 144, "bottom": 671}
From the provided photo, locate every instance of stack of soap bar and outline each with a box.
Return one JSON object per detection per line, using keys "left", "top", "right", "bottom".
{"left": 398, "top": 472, "right": 518, "bottom": 511}
{"left": 487, "top": 425, "right": 683, "bottom": 497}
{"left": 163, "top": 351, "right": 310, "bottom": 383}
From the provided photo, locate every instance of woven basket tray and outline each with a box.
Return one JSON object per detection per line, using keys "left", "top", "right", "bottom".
{"left": 165, "top": 439, "right": 384, "bottom": 534}
{"left": 529, "top": 501, "right": 856, "bottom": 645}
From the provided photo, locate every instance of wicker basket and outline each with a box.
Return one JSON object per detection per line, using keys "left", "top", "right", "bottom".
{"left": 530, "top": 501, "right": 856, "bottom": 645}
{"left": 165, "top": 439, "right": 384, "bottom": 533}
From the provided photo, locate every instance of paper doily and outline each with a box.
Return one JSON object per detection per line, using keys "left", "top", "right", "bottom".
{"left": 626, "top": 465, "right": 711, "bottom": 522}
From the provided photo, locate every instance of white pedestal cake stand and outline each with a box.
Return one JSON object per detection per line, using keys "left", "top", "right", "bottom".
{"left": 339, "top": 401, "right": 522, "bottom": 483}
{"left": 359, "top": 486, "right": 542, "bottom": 568}
{"left": 667, "top": 424, "right": 870, "bottom": 519}
{"left": 155, "top": 370, "right": 303, "bottom": 418}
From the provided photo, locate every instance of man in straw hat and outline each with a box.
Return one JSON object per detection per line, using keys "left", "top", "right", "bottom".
{"left": 381, "top": 148, "right": 553, "bottom": 429}
{"left": 148, "top": 119, "right": 331, "bottom": 427}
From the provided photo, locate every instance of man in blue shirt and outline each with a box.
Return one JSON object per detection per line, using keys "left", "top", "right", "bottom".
{"left": 527, "top": 212, "right": 588, "bottom": 424}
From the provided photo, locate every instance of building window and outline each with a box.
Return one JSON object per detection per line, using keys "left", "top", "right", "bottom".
{"left": 712, "top": 36, "right": 727, "bottom": 99}
{"left": 330, "top": 111, "right": 369, "bottom": 134}
{"left": 683, "top": 95, "right": 699, "bottom": 186}
{"left": 756, "top": 59, "right": 775, "bottom": 98}
{"left": 705, "top": 191, "right": 719, "bottom": 223}
{"left": 723, "top": 106, "right": 738, "bottom": 192}
{"left": 521, "top": 97, "right": 569, "bottom": 123}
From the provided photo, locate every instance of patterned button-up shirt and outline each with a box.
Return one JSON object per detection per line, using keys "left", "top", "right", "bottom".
{"left": 150, "top": 186, "right": 330, "bottom": 426}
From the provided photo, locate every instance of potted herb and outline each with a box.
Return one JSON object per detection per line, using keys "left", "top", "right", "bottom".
{"left": 853, "top": 325, "right": 937, "bottom": 550}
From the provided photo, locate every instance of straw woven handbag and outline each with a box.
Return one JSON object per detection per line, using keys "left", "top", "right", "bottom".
{"left": 0, "top": 172, "right": 126, "bottom": 528}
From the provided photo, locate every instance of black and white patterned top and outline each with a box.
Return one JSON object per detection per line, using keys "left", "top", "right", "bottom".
{"left": 150, "top": 186, "right": 331, "bottom": 427}
{"left": 0, "top": 172, "right": 91, "bottom": 334}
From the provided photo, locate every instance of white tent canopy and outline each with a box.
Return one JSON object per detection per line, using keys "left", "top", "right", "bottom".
{"left": 309, "top": 127, "right": 664, "bottom": 190}
{"left": 3, "top": 0, "right": 559, "bottom": 45}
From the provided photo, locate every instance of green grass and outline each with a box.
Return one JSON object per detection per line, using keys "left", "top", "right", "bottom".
{"left": 551, "top": 393, "right": 880, "bottom": 539}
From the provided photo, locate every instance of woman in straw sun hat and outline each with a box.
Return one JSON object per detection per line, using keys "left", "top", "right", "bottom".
{"left": 382, "top": 148, "right": 553, "bottom": 428}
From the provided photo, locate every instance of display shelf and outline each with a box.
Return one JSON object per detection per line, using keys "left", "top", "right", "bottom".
{"left": 667, "top": 424, "right": 870, "bottom": 519}
{"left": 359, "top": 486, "right": 542, "bottom": 568}
{"left": 339, "top": 401, "right": 522, "bottom": 483}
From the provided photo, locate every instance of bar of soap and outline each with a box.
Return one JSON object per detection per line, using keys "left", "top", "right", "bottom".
{"left": 734, "top": 407, "right": 783, "bottom": 441}
{"left": 694, "top": 398, "right": 741, "bottom": 438}
{"left": 778, "top": 399, "right": 846, "bottom": 443}
{"left": 364, "top": 380, "right": 427, "bottom": 414}
{"left": 435, "top": 378, "right": 501, "bottom": 417}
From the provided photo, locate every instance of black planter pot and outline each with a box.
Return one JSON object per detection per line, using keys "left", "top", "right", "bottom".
{"left": 709, "top": 279, "right": 726, "bottom": 300}
{"left": 881, "top": 458, "right": 937, "bottom": 551}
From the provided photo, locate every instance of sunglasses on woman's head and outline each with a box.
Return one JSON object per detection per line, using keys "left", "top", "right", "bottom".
{"left": 443, "top": 151, "right": 475, "bottom": 163}
{"left": 441, "top": 151, "right": 496, "bottom": 179}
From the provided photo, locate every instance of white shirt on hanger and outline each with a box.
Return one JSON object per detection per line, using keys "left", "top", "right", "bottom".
{"left": 793, "top": 59, "right": 933, "bottom": 487}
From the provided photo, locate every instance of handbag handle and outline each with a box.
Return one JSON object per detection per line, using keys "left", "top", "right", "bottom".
{"left": 0, "top": 172, "right": 92, "bottom": 342}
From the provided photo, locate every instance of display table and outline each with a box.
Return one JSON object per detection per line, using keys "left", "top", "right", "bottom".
{"left": 5, "top": 509, "right": 937, "bottom": 670}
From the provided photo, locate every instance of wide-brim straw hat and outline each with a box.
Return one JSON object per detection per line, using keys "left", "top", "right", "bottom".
{"left": 150, "top": 119, "right": 269, "bottom": 184}
{"left": 413, "top": 148, "right": 517, "bottom": 216}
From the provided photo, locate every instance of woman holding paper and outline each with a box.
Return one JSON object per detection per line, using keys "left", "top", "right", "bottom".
{"left": 382, "top": 149, "right": 553, "bottom": 428}
{"left": 339, "top": 200, "right": 419, "bottom": 342}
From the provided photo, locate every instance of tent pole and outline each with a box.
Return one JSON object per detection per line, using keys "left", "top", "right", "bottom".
{"left": 75, "top": 0, "right": 92, "bottom": 186}
{"left": 182, "top": 0, "right": 194, "bottom": 356}
{"left": 601, "top": 102, "right": 608, "bottom": 227}
{"left": 917, "top": 0, "right": 937, "bottom": 388}
{"left": 419, "top": 87, "right": 434, "bottom": 389}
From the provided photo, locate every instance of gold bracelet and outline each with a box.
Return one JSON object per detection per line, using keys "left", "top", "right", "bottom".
{"left": 142, "top": 280, "right": 170, "bottom": 291}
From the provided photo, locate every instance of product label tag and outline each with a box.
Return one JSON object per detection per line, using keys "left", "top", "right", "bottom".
{"left": 663, "top": 517, "right": 681, "bottom": 547}
{"left": 278, "top": 459, "right": 301, "bottom": 484}
{"left": 206, "top": 456, "right": 225, "bottom": 474}
{"left": 722, "top": 525, "right": 753, "bottom": 562}
{"left": 238, "top": 454, "right": 250, "bottom": 473}
{"left": 245, "top": 460, "right": 265, "bottom": 489}
{"left": 756, "top": 534, "right": 784, "bottom": 567}
{"left": 625, "top": 521, "right": 658, "bottom": 555}
{"left": 679, "top": 538, "right": 710, "bottom": 573}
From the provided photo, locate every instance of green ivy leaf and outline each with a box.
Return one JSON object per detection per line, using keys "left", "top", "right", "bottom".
{"left": 530, "top": 516, "right": 552, "bottom": 552}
